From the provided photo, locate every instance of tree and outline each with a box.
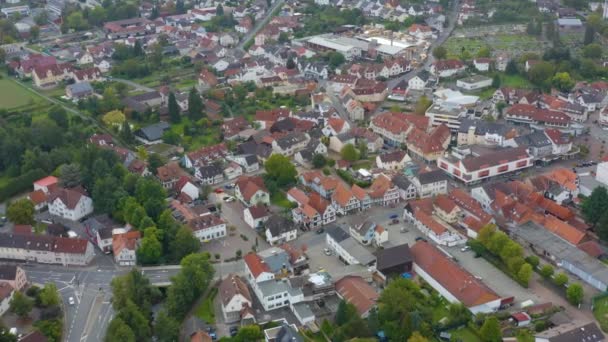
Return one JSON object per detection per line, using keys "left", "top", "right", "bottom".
{"left": 264, "top": 154, "right": 297, "bottom": 187}
{"left": 34, "top": 12, "right": 48, "bottom": 26}
{"left": 566, "top": 283, "right": 584, "bottom": 305}
{"left": 102, "top": 110, "right": 126, "bottom": 127}
{"left": 188, "top": 87, "right": 204, "bottom": 120}
{"left": 528, "top": 61, "right": 554, "bottom": 88}
{"left": 168, "top": 92, "right": 180, "bottom": 123}
{"left": 120, "top": 121, "right": 134, "bottom": 144}
{"left": 432, "top": 46, "right": 447, "bottom": 60}
{"left": 479, "top": 316, "right": 501, "bottom": 342}
{"left": 216, "top": 4, "right": 224, "bottom": 16}
{"left": 551, "top": 72, "right": 574, "bottom": 92}
{"left": 517, "top": 263, "right": 533, "bottom": 287}
{"left": 118, "top": 300, "right": 151, "bottom": 340}
{"left": 29, "top": 25, "right": 40, "bottom": 41}
{"left": 7, "top": 199, "right": 35, "bottom": 225}
{"left": 414, "top": 95, "right": 432, "bottom": 115}
{"left": 48, "top": 106, "right": 69, "bottom": 128}
{"left": 166, "top": 253, "right": 214, "bottom": 319}
{"left": 233, "top": 325, "right": 264, "bottom": 341}
{"left": 328, "top": 51, "right": 346, "bottom": 68}
{"left": 312, "top": 154, "right": 326, "bottom": 168}
{"left": 505, "top": 59, "right": 518, "bottom": 75}
{"left": 340, "top": 144, "right": 360, "bottom": 162}
{"left": 408, "top": 332, "right": 429, "bottom": 342}
{"left": 148, "top": 154, "right": 164, "bottom": 174}
{"left": 59, "top": 163, "right": 82, "bottom": 188}
{"left": 583, "top": 187, "right": 608, "bottom": 225}
{"left": 154, "top": 310, "right": 179, "bottom": 342}
{"left": 583, "top": 43, "right": 603, "bottom": 59}
{"left": 137, "top": 227, "right": 163, "bottom": 265}
{"left": 286, "top": 56, "right": 296, "bottom": 69}
{"left": 34, "top": 319, "right": 62, "bottom": 342}
{"left": 492, "top": 74, "right": 501, "bottom": 88}
{"left": 540, "top": 264, "right": 554, "bottom": 279}
{"left": 554, "top": 272, "right": 569, "bottom": 287}
{"left": 516, "top": 329, "right": 534, "bottom": 342}
{"left": 10, "top": 291, "right": 33, "bottom": 318}
{"left": 336, "top": 300, "right": 359, "bottom": 326}
{"left": 66, "top": 12, "right": 88, "bottom": 31}
{"left": 278, "top": 32, "right": 290, "bottom": 44}
{"left": 38, "top": 283, "right": 60, "bottom": 308}
{"left": 477, "top": 46, "right": 491, "bottom": 58}
{"left": 584, "top": 25, "right": 595, "bottom": 45}
{"left": 106, "top": 317, "right": 136, "bottom": 342}
{"left": 169, "top": 226, "right": 200, "bottom": 262}
{"left": 358, "top": 141, "right": 368, "bottom": 159}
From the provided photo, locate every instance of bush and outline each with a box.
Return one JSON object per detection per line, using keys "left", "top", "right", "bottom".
{"left": 534, "top": 320, "right": 548, "bottom": 332}
{"left": 336, "top": 169, "right": 370, "bottom": 188}
{"left": 554, "top": 273, "right": 569, "bottom": 287}
{"left": 540, "top": 265, "right": 554, "bottom": 279}
{"left": 525, "top": 255, "right": 540, "bottom": 268}
{"left": 26, "top": 286, "right": 40, "bottom": 298}
{"left": 0, "top": 168, "right": 46, "bottom": 201}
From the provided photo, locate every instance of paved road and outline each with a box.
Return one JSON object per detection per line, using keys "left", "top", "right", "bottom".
{"left": 236, "top": 0, "right": 286, "bottom": 51}
{"left": 110, "top": 77, "right": 155, "bottom": 93}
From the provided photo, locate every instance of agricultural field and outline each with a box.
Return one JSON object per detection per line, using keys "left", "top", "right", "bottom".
{"left": 443, "top": 33, "right": 546, "bottom": 59}
{"left": 0, "top": 78, "right": 42, "bottom": 109}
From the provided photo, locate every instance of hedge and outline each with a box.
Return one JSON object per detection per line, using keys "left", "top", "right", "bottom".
{"left": 336, "top": 169, "right": 371, "bottom": 188}
{"left": 0, "top": 168, "right": 46, "bottom": 201}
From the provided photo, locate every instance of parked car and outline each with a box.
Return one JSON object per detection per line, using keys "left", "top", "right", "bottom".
{"left": 68, "top": 297, "right": 75, "bottom": 305}
{"left": 223, "top": 196, "right": 235, "bottom": 202}
{"left": 461, "top": 246, "right": 471, "bottom": 252}
{"left": 415, "top": 237, "right": 427, "bottom": 242}
{"left": 323, "top": 248, "right": 332, "bottom": 256}
{"left": 316, "top": 228, "right": 325, "bottom": 234}
{"left": 230, "top": 326, "right": 238, "bottom": 337}
{"left": 214, "top": 188, "right": 224, "bottom": 194}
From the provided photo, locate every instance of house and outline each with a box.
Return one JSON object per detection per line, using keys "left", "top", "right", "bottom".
{"left": 265, "top": 215, "right": 297, "bottom": 246}
{"left": 457, "top": 119, "right": 518, "bottom": 146}
{"left": 83, "top": 214, "right": 121, "bottom": 253}
{"left": 433, "top": 195, "right": 461, "bottom": 224}
{"left": 411, "top": 169, "right": 448, "bottom": 198}
{"left": 322, "top": 118, "right": 350, "bottom": 136}
{"left": 0, "top": 282, "right": 14, "bottom": 317}
{"left": 244, "top": 205, "right": 271, "bottom": 229}
{"left": 48, "top": 188, "right": 94, "bottom": 221}
{"left": 264, "top": 323, "right": 304, "bottom": 342}
{"left": 405, "top": 206, "right": 465, "bottom": 246}
{"left": 456, "top": 75, "right": 492, "bottom": 91}
{"left": 189, "top": 215, "right": 227, "bottom": 242}
{"left": 175, "top": 177, "right": 199, "bottom": 202}
{"left": 438, "top": 146, "right": 533, "bottom": 185}
{"left": 244, "top": 253, "right": 275, "bottom": 284}
{"left": 272, "top": 132, "right": 310, "bottom": 156}
{"left": 331, "top": 183, "right": 360, "bottom": 215}
{"left": 544, "top": 128, "right": 573, "bottom": 156}
{"left": 219, "top": 274, "right": 253, "bottom": 323}
{"left": 33, "top": 176, "right": 59, "bottom": 194}
{"left": 392, "top": 174, "right": 417, "bottom": 200}
{"left": 349, "top": 219, "right": 388, "bottom": 246}
{"left": 534, "top": 322, "right": 604, "bottom": 342}
{"left": 182, "top": 143, "right": 229, "bottom": 169}
{"left": 430, "top": 59, "right": 466, "bottom": 78}
{"left": 157, "top": 163, "right": 188, "bottom": 189}
{"left": 198, "top": 69, "right": 218, "bottom": 90}
{"left": 408, "top": 71, "right": 431, "bottom": 91}
{"left": 190, "top": 331, "right": 213, "bottom": 342}
{"left": 375, "top": 244, "right": 413, "bottom": 278}
{"left": 326, "top": 225, "right": 376, "bottom": 266}
{"left": 410, "top": 241, "right": 502, "bottom": 313}
{"left": 513, "top": 131, "right": 553, "bottom": 160}
{"left": 112, "top": 231, "right": 140, "bottom": 266}
{"left": 134, "top": 122, "right": 170, "bottom": 144}
{"left": 195, "top": 164, "right": 224, "bottom": 185}
{"left": 235, "top": 175, "right": 270, "bottom": 207}
{"left": 505, "top": 104, "right": 571, "bottom": 130}
{"left": 66, "top": 82, "right": 94, "bottom": 100}
{"left": 28, "top": 190, "right": 48, "bottom": 211}
{"left": 335, "top": 276, "right": 379, "bottom": 317}
{"left": 0, "top": 233, "right": 95, "bottom": 266}
{"left": 511, "top": 312, "right": 532, "bottom": 327}
{"left": 406, "top": 124, "right": 451, "bottom": 162}
{"left": 0, "top": 265, "right": 27, "bottom": 291}
{"left": 368, "top": 175, "right": 400, "bottom": 207}
{"left": 32, "top": 64, "right": 71, "bottom": 87}
{"left": 472, "top": 58, "right": 492, "bottom": 72}
{"left": 376, "top": 150, "right": 411, "bottom": 170}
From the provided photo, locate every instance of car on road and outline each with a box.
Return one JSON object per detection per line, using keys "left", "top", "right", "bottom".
{"left": 316, "top": 228, "right": 325, "bottom": 234}
{"left": 214, "top": 188, "right": 224, "bottom": 194}
{"left": 68, "top": 297, "right": 75, "bottom": 305}
{"left": 0, "top": 216, "right": 6, "bottom": 227}
{"left": 461, "top": 246, "right": 471, "bottom": 252}
{"left": 323, "top": 248, "right": 332, "bottom": 256}
{"left": 229, "top": 326, "right": 239, "bottom": 337}
{"left": 223, "top": 196, "right": 235, "bottom": 202}
{"left": 415, "top": 237, "right": 427, "bottom": 242}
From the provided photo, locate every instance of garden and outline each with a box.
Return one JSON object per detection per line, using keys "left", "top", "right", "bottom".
{"left": 443, "top": 33, "right": 545, "bottom": 60}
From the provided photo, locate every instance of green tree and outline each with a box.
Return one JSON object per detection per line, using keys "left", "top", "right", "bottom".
{"left": 216, "top": 4, "right": 224, "bottom": 16}
{"left": 336, "top": 300, "right": 359, "bottom": 326}
{"left": 517, "top": 263, "right": 533, "bottom": 287}
{"left": 516, "top": 329, "right": 534, "bottom": 342}
{"left": 233, "top": 325, "right": 264, "bottom": 341}
{"left": 138, "top": 227, "right": 163, "bottom": 265}
{"left": 554, "top": 272, "right": 569, "bottom": 287}
{"left": 168, "top": 92, "right": 180, "bottom": 123}
{"left": 432, "top": 46, "right": 447, "bottom": 60}
{"left": 286, "top": 56, "right": 296, "bottom": 69}
{"left": 414, "top": 95, "right": 432, "bottom": 115}
{"left": 584, "top": 25, "right": 595, "bottom": 45}
{"left": 169, "top": 226, "right": 200, "bottom": 262}
{"left": 328, "top": 51, "right": 346, "bottom": 68}
{"left": 48, "top": 106, "right": 69, "bottom": 128}
{"left": 66, "top": 12, "right": 89, "bottom": 31}
{"left": 492, "top": 74, "right": 501, "bottom": 88}
{"left": 34, "top": 319, "right": 62, "bottom": 342}
{"left": 29, "top": 25, "right": 40, "bottom": 41}
{"left": 59, "top": 163, "right": 82, "bottom": 188}
{"left": 120, "top": 121, "right": 134, "bottom": 144}
{"left": 166, "top": 253, "right": 214, "bottom": 319}
{"left": 7, "top": 199, "right": 35, "bottom": 225}
{"left": 10, "top": 291, "right": 33, "bottom": 318}
{"left": 408, "top": 332, "right": 429, "bottom": 342}
{"left": 478, "top": 224, "right": 496, "bottom": 246}
{"left": 358, "top": 141, "right": 368, "bottom": 159}
{"left": 528, "top": 61, "right": 554, "bottom": 88}
{"left": 566, "top": 283, "right": 584, "bottom": 305}
{"left": 188, "top": 87, "right": 204, "bottom": 120}
{"left": 34, "top": 12, "right": 48, "bottom": 25}
{"left": 540, "top": 264, "right": 554, "bottom": 279}
{"left": 118, "top": 300, "right": 151, "bottom": 341}
{"left": 340, "top": 144, "right": 360, "bottom": 162}
{"left": 479, "top": 316, "right": 501, "bottom": 342}
{"left": 505, "top": 59, "right": 518, "bottom": 75}
{"left": 102, "top": 110, "right": 126, "bottom": 127}
{"left": 583, "top": 43, "right": 603, "bottom": 59}
{"left": 477, "top": 46, "right": 491, "bottom": 58}
{"left": 279, "top": 32, "right": 290, "bottom": 44}
{"left": 264, "top": 154, "right": 297, "bottom": 187}
{"left": 105, "top": 317, "right": 136, "bottom": 342}
{"left": 38, "top": 283, "right": 60, "bottom": 308}
{"left": 312, "top": 154, "right": 327, "bottom": 168}
{"left": 154, "top": 310, "right": 179, "bottom": 342}
{"left": 582, "top": 187, "right": 608, "bottom": 225}
{"left": 552, "top": 72, "right": 574, "bottom": 92}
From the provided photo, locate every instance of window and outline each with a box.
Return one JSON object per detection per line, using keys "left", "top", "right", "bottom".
{"left": 497, "top": 165, "right": 508, "bottom": 173}
{"left": 516, "top": 160, "right": 527, "bottom": 168}
{"left": 478, "top": 170, "right": 490, "bottom": 178}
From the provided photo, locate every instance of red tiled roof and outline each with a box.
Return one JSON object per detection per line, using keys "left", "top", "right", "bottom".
{"left": 434, "top": 195, "right": 457, "bottom": 213}
{"left": 48, "top": 188, "right": 87, "bottom": 209}
{"left": 54, "top": 236, "right": 90, "bottom": 254}
{"left": 236, "top": 175, "right": 268, "bottom": 202}
{"left": 34, "top": 176, "right": 59, "bottom": 188}
{"left": 506, "top": 104, "right": 571, "bottom": 125}
{"left": 414, "top": 209, "right": 447, "bottom": 235}
{"left": 335, "top": 276, "right": 379, "bottom": 316}
{"left": 112, "top": 231, "right": 141, "bottom": 256}
{"left": 243, "top": 253, "right": 270, "bottom": 278}
{"left": 29, "top": 190, "right": 47, "bottom": 205}
{"left": 411, "top": 241, "right": 500, "bottom": 308}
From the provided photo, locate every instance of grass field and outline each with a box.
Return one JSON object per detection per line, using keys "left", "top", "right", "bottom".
{"left": 0, "top": 78, "right": 41, "bottom": 109}
{"left": 593, "top": 296, "right": 608, "bottom": 332}
{"left": 443, "top": 34, "right": 543, "bottom": 59}
{"left": 449, "top": 327, "right": 482, "bottom": 342}
{"left": 501, "top": 74, "right": 532, "bottom": 88}
{"left": 195, "top": 287, "right": 218, "bottom": 324}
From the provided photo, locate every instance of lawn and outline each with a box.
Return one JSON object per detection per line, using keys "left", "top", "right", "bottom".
{"left": 0, "top": 78, "right": 41, "bottom": 109}
{"left": 270, "top": 191, "right": 293, "bottom": 209}
{"left": 501, "top": 74, "right": 531, "bottom": 88}
{"left": 593, "top": 296, "right": 608, "bottom": 332}
{"left": 195, "top": 287, "right": 218, "bottom": 324}
{"left": 443, "top": 34, "right": 543, "bottom": 59}
{"left": 449, "top": 327, "right": 482, "bottom": 342}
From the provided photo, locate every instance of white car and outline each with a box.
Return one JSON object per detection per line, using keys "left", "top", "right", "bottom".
{"left": 68, "top": 297, "right": 75, "bottom": 305}
{"left": 461, "top": 246, "right": 471, "bottom": 252}
{"left": 323, "top": 248, "right": 332, "bottom": 256}
{"left": 223, "top": 196, "right": 235, "bottom": 203}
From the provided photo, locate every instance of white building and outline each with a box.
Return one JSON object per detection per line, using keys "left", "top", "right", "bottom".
{"left": 48, "top": 188, "right": 94, "bottom": 221}
{"left": 456, "top": 75, "right": 492, "bottom": 91}
{"left": 219, "top": 274, "right": 253, "bottom": 323}
{"left": 264, "top": 215, "right": 297, "bottom": 246}
{"left": 112, "top": 231, "right": 140, "bottom": 266}
{"left": 411, "top": 170, "right": 448, "bottom": 198}
{"left": 326, "top": 226, "right": 376, "bottom": 266}
{"left": 189, "top": 215, "right": 227, "bottom": 242}
{"left": 0, "top": 283, "right": 14, "bottom": 317}
{"left": 0, "top": 233, "right": 95, "bottom": 266}
{"left": 244, "top": 205, "right": 271, "bottom": 229}
{"left": 596, "top": 161, "right": 608, "bottom": 186}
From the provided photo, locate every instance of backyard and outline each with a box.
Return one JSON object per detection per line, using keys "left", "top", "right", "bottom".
{"left": 0, "top": 78, "right": 43, "bottom": 109}
{"left": 195, "top": 287, "right": 218, "bottom": 324}
{"left": 593, "top": 295, "right": 608, "bottom": 332}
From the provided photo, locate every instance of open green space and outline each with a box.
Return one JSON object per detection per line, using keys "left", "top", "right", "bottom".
{"left": 449, "top": 327, "right": 483, "bottom": 342}
{"left": 270, "top": 191, "right": 293, "bottom": 209}
{"left": 501, "top": 74, "right": 531, "bottom": 88}
{"left": 593, "top": 295, "right": 608, "bottom": 332}
{"left": 195, "top": 287, "right": 218, "bottom": 324}
{"left": 0, "top": 78, "right": 42, "bottom": 109}
{"left": 443, "top": 34, "right": 543, "bottom": 59}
